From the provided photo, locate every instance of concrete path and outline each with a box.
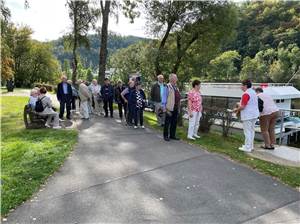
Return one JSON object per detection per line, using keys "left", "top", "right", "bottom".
{"left": 5, "top": 116, "right": 300, "bottom": 223}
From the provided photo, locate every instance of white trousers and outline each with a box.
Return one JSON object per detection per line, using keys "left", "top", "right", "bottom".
{"left": 188, "top": 111, "right": 202, "bottom": 138}
{"left": 242, "top": 118, "right": 256, "bottom": 151}
{"left": 80, "top": 101, "right": 89, "bottom": 119}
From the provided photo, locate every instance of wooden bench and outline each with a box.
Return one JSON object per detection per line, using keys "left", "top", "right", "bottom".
{"left": 23, "top": 105, "right": 47, "bottom": 129}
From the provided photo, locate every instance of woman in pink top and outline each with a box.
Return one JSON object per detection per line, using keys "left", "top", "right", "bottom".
{"left": 256, "top": 87, "right": 279, "bottom": 150}
{"left": 187, "top": 80, "right": 203, "bottom": 140}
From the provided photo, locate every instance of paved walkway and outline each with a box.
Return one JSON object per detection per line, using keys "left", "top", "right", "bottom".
{"left": 5, "top": 116, "right": 300, "bottom": 223}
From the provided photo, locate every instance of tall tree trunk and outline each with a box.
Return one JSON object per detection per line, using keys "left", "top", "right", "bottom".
{"left": 155, "top": 22, "right": 173, "bottom": 75}
{"left": 98, "top": 0, "right": 111, "bottom": 84}
{"left": 71, "top": 4, "right": 78, "bottom": 84}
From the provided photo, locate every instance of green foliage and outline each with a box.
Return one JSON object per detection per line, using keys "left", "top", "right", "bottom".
{"left": 51, "top": 34, "right": 148, "bottom": 70}
{"left": 227, "top": 0, "right": 300, "bottom": 58}
{"left": 0, "top": 96, "right": 78, "bottom": 216}
{"left": 208, "top": 50, "right": 241, "bottom": 81}
{"left": 1, "top": 22, "right": 61, "bottom": 87}
{"left": 108, "top": 41, "right": 156, "bottom": 83}
{"left": 86, "top": 68, "right": 93, "bottom": 82}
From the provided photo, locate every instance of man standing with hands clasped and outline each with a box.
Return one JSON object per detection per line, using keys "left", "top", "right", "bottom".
{"left": 162, "top": 73, "right": 181, "bottom": 142}
{"left": 57, "top": 74, "right": 73, "bottom": 120}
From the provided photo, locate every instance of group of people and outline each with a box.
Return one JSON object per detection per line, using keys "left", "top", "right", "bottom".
{"left": 28, "top": 73, "right": 279, "bottom": 151}
{"left": 150, "top": 73, "right": 202, "bottom": 141}
{"left": 234, "top": 79, "right": 279, "bottom": 152}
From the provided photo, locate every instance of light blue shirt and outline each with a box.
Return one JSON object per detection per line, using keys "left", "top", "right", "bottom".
{"left": 29, "top": 96, "right": 38, "bottom": 109}
{"left": 63, "top": 82, "right": 68, "bottom": 94}
{"left": 159, "top": 82, "right": 164, "bottom": 102}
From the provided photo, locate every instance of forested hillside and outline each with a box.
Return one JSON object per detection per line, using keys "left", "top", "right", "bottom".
{"left": 50, "top": 33, "right": 148, "bottom": 70}
{"left": 109, "top": 1, "right": 300, "bottom": 86}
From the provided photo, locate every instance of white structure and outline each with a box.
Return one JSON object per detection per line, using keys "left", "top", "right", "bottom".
{"left": 200, "top": 83, "right": 300, "bottom": 111}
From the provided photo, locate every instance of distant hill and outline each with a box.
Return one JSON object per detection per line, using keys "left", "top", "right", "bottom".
{"left": 49, "top": 33, "right": 149, "bottom": 70}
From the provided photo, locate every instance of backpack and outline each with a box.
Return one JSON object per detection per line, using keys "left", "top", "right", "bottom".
{"left": 35, "top": 96, "right": 46, "bottom": 112}
{"left": 258, "top": 97, "right": 264, "bottom": 113}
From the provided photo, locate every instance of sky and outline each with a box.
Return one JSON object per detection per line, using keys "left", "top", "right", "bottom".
{"left": 6, "top": 0, "right": 149, "bottom": 41}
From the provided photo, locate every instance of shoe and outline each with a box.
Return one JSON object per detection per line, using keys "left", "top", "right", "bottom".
{"left": 45, "top": 123, "right": 51, "bottom": 128}
{"left": 104, "top": 115, "right": 108, "bottom": 118}
{"left": 141, "top": 126, "right": 145, "bottom": 129}
{"left": 170, "top": 137, "right": 180, "bottom": 140}
{"left": 53, "top": 126, "right": 62, "bottom": 129}
{"left": 134, "top": 126, "right": 138, "bottom": 129}
{"left": 67, "top": 117, "right": 71, "bottom": 120}
{"left": 187, "top": 136, "right": 196, "bottom": 140}
{"left": 59, "top": 118, "right": 64, "bottom": 122}
{"left": 238, "top": 146, "right": 252, "bottom": 153}
{"left": 164, "top": 137, "right": 170, "bottom": 141}
{"left": 260, "top": 145, "right": 274, "bottom": 150}
{"left": 193, "top": 134, "right": 201, "bottom": 139}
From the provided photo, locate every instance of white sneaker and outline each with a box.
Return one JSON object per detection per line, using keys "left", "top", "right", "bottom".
{"left": 45, "top": 123, "right": 51, "bottom": 128}
{"left": 193, "top": 134, "right": 201, "bottom": 139}
{"left": 134, "top": 126, "right": 138, "bottom": 129}
{"left": 238, "top": 146, "right": 252, "bottom": 153}
{"left": 59, "top": 118, "right": 64, "bottom": 122}
{"left": 141, "top": 126, "right": 145, "bottom": 129}
{"left": 53, "top": 126, "right": 62, "bottom": 129}
{"left": 187, "top": 136, "right": 196, "bottom": 140}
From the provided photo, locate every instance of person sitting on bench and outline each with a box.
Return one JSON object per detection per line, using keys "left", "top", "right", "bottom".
{"left": 37, "top": 87, "right": 61, "bottom": 129}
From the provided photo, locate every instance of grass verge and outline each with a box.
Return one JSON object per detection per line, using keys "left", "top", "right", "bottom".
{"left": 144, "top": 112, "right": 300, "bottom": 189}
{"left": 1, "top": 96, "right": 78, "bottom": 216}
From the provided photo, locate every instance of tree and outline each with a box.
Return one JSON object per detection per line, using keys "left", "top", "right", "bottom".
{"left": 144, "top": 1, "right": 238, "bottom": 76}
{"left": 96, "top": 0, "right": 140, "bottom": 84}
{"left": 1, "top": 0, "right": 14, "bottom": 83}
{"left": 240, "top": 55, "right": 268, "bottom": 82}
{"left": 62, "top": 59, "right": 72, "bottom": 80}
{"left": 144, "top": 1, "right": 197, "bottom": 75}
{"left": 208, "top": 50, "right": 241, "bottom": 81}
{"left": 86, "top": 68, "right": 93, "bottom": 82}
{"left": 65, "top": 0, "right": 97, "bottom": 84}
{"left": 108, "top": 41, "right": 155, "bottom": 84}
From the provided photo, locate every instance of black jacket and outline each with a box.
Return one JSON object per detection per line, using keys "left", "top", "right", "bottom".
{"left": 101, "top": 84, "right": 114, "bottom": 100}
{"left": 150, "top": 82, "right": 164, "bottom": 103}
{"left": 114, "top": 85, "right": 126, "bottom": 104}
{"left": 57, "top": 82, "right": 72, "bottom": 101}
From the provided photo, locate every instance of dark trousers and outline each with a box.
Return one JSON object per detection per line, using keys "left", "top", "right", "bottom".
{"left": 59, "top": 95, "right": 71, "bottom": 119}
{"left": 118, "top": 102, "right": 127, "bottom": 119}
{"left": 127, "top": 103, "right": 134, "bottom": 125}
{"left": 103, "top": 98, "right": 113, "bottom": 117}
{"left": 71, "top": 96, "right": 76, "bottom": 110}
{"left": 134, "top": 108, "right": 144, "bottom": 126}
{"left": 163, "top": 108, "right": 178, "bottom": 138}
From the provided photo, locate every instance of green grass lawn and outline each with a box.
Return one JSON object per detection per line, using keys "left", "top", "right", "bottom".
{"left": 144, "top": 112, "right": 300, "bottom": 189}
{"left": 1, "top": 96, "right": 78, "bottom": 216}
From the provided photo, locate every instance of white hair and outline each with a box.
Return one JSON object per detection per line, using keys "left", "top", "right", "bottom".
{"left": 169, "top": 73, "right": 177, "bottom": 80}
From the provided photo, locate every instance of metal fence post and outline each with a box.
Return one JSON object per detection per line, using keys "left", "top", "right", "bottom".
{"left": 279, "top": 110, "right": 284, "bottom": 145}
